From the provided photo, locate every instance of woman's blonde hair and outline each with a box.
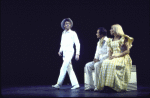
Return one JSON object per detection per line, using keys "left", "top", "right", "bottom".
{"left": 112, "top": 24, "right": 125, "bottom": 36}
{"left": 112, "top": 24, "right": 134, "bottom": 49}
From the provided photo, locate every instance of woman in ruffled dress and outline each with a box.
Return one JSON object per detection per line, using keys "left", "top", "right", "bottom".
{"left": 97, "top": 24, "right": 134, "bottom": 92}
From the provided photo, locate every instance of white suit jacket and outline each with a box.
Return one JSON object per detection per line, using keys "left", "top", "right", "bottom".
{"left": 94, "top": 36, "right": 110, "bottom": 61}
{"left": 59, "top": 29, "right": 80, "bottom": 55}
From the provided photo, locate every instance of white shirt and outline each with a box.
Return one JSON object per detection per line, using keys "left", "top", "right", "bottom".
{"left": 59, "top": 29, "right": 80, "bottom": 55}
{"left": 94, "top": 36, "right": 110, "bottom": 61}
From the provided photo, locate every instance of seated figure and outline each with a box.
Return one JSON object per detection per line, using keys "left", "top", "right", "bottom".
{"left": 97, "top": 24, "right": 134, "bottom": 92}
{"left": 84, "top": 27, "right": 110, "bottom": 91}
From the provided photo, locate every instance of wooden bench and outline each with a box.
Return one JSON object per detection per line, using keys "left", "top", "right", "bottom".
{"left": 84, "top": 65, "right": 137, "bottom": 91}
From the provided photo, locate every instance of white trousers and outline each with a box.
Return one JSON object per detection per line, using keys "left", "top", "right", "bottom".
{"left": 85, "top": 60, "right": 103, "bottom": 88}
{"left": 57, "top": 51, "right": 79, "bottom": 86}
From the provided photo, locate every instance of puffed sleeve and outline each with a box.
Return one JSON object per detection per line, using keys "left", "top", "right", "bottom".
{"left": 124, "top": 34, "right": 134, "bottom": 49}
{"left": 106, "top": 38, "right": 113, "bottom": 52}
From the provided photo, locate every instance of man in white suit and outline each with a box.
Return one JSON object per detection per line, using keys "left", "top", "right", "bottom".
{"left": 84, "top": 27, "right": 110, "bottom": 91}
{"left": 52, "top": 18, "right": 80, "bottom": 89}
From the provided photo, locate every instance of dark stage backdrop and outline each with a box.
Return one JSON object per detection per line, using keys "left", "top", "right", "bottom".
{"left": 1, "top": 0, "right": 150, "bottom": 88}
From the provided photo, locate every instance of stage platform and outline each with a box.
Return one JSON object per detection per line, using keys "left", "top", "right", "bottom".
{"left": 1, "top": 84, "right": 150, "bottom": 97}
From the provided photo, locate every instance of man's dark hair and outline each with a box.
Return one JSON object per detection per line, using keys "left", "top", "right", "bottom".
{"left": 98, "top": 27, "right": 107, "bottom": 36}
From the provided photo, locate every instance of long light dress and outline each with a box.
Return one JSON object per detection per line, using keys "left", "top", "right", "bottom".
{"left": 97, "top": 37, "right": 132, "bottom": 92}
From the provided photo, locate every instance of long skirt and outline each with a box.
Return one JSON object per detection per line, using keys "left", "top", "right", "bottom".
{"left": 97, "top": 54, "right": 132, "bottom": 92}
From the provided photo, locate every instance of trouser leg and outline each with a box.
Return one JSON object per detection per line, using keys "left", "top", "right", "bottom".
{"left": 94, "top": 61, "right": 102, "bottom": 87}
{"left": 67, "top": 62, "right": 79, "bottom": 86}
{"left": 57, "top": 52, "right": 73, "bottom": 86}
{"left": 85, "top": 61, "right": 94, "bottom": 87}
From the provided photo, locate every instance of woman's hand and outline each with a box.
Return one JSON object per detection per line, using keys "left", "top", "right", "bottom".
{"left": 109, "top": 56, "right": 117, "bottom": 60}
{"left": 109, "top": 56, "right": 113, "bottom": 60}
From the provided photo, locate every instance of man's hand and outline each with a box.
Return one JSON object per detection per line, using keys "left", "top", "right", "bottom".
{"left": 93, "top": 58, "right": 99, "bottom": 63}
{"left": 75, "top": 54, "right": 79, "bottom": 61}
{"left": 58, "top": 51, "right": 62, "bottom": 56}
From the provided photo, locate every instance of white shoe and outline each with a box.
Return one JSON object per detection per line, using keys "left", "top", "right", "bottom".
{"left": 52, "top": 84, "right": 60, "bottom": 89}
{"left": 71, "top": 85, "right": 80, "bottom": 89}
{"left": 94, "top": 87, "right": 99, "bottom": 91}
{"left": 85, "top": 87, "right": 93, "bottom": 91}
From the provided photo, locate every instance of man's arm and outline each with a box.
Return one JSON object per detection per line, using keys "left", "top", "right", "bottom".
{"left": 93, "top": 41, "right": 100, "bottom": 62}
{"left": 58, "top": 33, "right": 63, "bottom": 56}
{"left": 74, "top": 32, "right": 80, "bottom": 60}
{"left": 74, "top": 32, "right": 80, "bottom": 55}
{"left": 58, "top": 45, "right": 63, "bottom": 56}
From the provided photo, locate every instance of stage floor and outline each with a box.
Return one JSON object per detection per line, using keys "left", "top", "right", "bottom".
{"left": 1, "top": 84, "right": 150, "bottom": 97}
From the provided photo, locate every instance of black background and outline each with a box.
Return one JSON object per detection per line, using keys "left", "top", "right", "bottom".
{"left": 1, "top": 0, "right": 150, "bottom": 88}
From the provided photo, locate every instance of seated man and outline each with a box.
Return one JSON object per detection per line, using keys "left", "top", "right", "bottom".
{"left": 84, "top": 27, "right": 110, "bottom": 91}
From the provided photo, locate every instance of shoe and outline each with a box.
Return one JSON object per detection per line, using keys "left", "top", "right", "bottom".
{"left": 71, "top": 85, "right": 80, "bottom": 89}
{"left": 84, "top": 87, "right": 93, "bottom": 91}
{"left": 52, "top": 84, "right": 60, "bottom": 89}
{"left": 94, "top": 88, "right": 99, "bottom": 92}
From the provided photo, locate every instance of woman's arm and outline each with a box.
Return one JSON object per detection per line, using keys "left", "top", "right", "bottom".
{"left": 109, "top": 49, "right": 113, "bottom": 57}
{"left": 109, "top": 49, "right": 113, "bottom": 60}
{"left": 114, "top": 42, "right": 130, "bottom": 58}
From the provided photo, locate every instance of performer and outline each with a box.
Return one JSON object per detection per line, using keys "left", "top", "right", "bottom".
{"left": 52, "top": 18, "right": 80, "bottom": 89}
{"left": 97, "top": 24, "right": 134, "bottom": 92}
{"left": 84, "top": 27, "right": 110, "bottom": 91}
